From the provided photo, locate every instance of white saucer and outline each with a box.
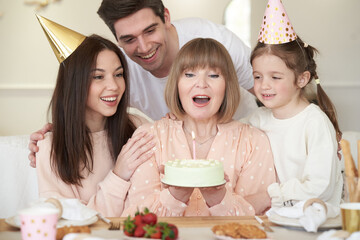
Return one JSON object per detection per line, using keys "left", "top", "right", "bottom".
{"left": 5, "top": 215, "right": 98, "bottom": 229}
{"left": 161, "top": 178, "right": 226, "bottom": 188}
{"left": 268, "top": 213, "right": 341, "bottom": 230}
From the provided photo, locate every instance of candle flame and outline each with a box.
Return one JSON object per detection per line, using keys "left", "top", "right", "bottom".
{"left": 191, "top": 131, "right": 195, "bottom": 140}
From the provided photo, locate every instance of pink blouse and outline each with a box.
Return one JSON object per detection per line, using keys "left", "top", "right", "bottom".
{"left": 36, "top": 131, "right": 130, "bottom": 217}
{"left": 122, "top": 119, "right": 276, "bottom": 217}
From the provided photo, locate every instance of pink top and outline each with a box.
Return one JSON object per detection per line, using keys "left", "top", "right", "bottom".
{"left": 122, "top": 119, "right": 276, "bottom": 217}
{"left": 36, "top": 131, "right": 130, "bottom": 217}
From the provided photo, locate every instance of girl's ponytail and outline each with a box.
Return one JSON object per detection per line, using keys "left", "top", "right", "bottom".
{"left": 304, "top": 43, "right": 342, "bottom": 141}
{"left": 314, "top": 78, "right": 342, "bottom": 142}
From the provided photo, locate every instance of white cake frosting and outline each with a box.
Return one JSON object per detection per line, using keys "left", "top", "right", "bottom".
{"left": 162, "top": 159, "right": 225, "bottom": 187}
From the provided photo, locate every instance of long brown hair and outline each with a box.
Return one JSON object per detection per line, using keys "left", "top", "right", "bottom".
{"left": 165, "top": 38, "right": 240, "bottom": 123}
{"left": 250, "top": 37, "right": 341, "bottom": 141}
{"left": 49, "top": 34, "right": 136, "bottom": 185}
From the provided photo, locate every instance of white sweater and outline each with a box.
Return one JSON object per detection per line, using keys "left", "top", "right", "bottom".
{"left": 242, "top": 104, "right": 342, "bottom": 206}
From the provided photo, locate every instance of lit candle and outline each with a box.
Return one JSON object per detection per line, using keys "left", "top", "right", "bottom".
{"left": 191, "top": 131, "right": 196, "bottom": 160}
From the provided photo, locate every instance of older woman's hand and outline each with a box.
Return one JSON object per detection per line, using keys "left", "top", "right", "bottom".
{"left": 168, "top": 186, "right": 194, "bottom": 204}
{"left": 199, "top": 184, "right": 226, "bottom": 207}
{"left": 160, "top": 165, "right": 194, "bottom": 203}
{"left": 113, "top": 131, "right": 155, "bottom": 181}
{"left": 199, "top": 173, "right": 229, "bottom": 207}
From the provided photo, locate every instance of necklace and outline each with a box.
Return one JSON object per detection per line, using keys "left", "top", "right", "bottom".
{"left": 183, "top": 125, "right": 217, "bottom": 146}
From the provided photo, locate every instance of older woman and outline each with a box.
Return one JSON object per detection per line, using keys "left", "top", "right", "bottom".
{"left": 121, "top": 38, "right": 276, "bottom": 216}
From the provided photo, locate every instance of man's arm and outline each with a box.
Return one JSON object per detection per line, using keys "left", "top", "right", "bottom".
{"left": 28, "top": 123, "right": 52, "bottom": 167}
{"left": 247, "top": 87, "right": 255, "bottom": 95}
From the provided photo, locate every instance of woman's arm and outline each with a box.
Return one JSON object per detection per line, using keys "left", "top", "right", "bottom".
{"left": 207, "top": 126, "right": 276, "bottom": 216}
{"left": 37, "top": 130, "right": 155, "bottom": 217}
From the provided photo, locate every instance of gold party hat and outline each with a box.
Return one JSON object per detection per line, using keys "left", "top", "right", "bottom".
{"left": 36, "top": 14, "right": 86, "bottom": 63}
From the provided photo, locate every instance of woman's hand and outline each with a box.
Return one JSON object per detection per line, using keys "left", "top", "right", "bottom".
{"left": 199, "top": 184, "right": 226, "bottom": 207}
{"left": 113, "top": 131, "right": 155, "bottom": 181}
{"left": 159, "top": 164, "right": 194, "bottom": 203}
{"left": 28, "top": 123, "right": 53, "bottom": 168}
{"left": 168, "top": 185, "right": 194, "bottom": 204}
{"left": 199, "top": 173, "right": 229, "bottom": 207}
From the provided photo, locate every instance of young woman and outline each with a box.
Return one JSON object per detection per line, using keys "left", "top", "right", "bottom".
{"left": 37, "top": 34, "right": 154, "bottom": 217}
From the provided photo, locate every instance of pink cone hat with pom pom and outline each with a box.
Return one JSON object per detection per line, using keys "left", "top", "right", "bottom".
{"left": 258, "top": 0, "right": 297, "bottom": 44}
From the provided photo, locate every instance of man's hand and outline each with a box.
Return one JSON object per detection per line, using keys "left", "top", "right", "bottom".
{"left": 163, "top": 112, "right": 177, "bottom": 120}
{"left": 28, "top": 123, "right": 53, "bottom": 168}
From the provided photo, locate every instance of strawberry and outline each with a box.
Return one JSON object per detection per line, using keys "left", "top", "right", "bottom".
{"left": 142, "top": 208, "right": 157, "bottom": 225}
{"left": 134, "top": 224, "right": 146, "bottom": 237}
{"left": 158, "top": 222, "right": 178, "bottom": 240}
{"left": 143, "top": 212, "right": 157, "bottom": 225}
{"left": 144, "top": 224, "right": 162, "bottom": 239}
{"left": 134, "top": 213, "right": 143, "bottom": 226}
{"left": 167, "top": 223, "right": 178, "bottom": 239}
{"left": 151, "top": 226, "right": 162, "bottom": 239}
{"left": 123, "top": 230, "right": 133, "bottom": 237}
{"left": 123, "top": 216, "right": 136, "bottom": 236}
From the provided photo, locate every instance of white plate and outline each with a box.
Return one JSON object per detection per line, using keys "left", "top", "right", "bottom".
{"left": 161, "top": 178, "right": 226, "bottom": 188}
{"left": 214, "top": 234, "right": 271, "bottom": 240}
{"left": 268, "top": 213, "right": 341, "bottom": 230}
{"left": 123, "top": 237, "right": 182, "bottom": 240}
{"left": 5, "top": 215, "right": 98, "bottom": 229}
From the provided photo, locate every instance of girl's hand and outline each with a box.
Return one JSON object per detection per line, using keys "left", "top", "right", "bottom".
{"left": 113, "top": 131, "right": 155, "bottom": 181}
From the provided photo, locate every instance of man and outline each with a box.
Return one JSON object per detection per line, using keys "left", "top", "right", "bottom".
{"left": 28, "top": 0, "right": 257, "bottom": 165}
{"left": 97, "top": 0, "right": 256, "bottom": 120}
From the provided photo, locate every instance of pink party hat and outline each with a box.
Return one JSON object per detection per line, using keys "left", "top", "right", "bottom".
{"left": 258, "top": 0, "right": 297, "bottom": 44}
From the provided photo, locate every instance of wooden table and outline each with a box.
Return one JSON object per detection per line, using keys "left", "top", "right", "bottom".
{"left": 0, "top": 216, "right": 323, "bottom": 240}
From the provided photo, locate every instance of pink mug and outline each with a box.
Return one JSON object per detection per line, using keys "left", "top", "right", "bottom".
{"left": 19, "top": 207, "right": 59, "bottom": 240}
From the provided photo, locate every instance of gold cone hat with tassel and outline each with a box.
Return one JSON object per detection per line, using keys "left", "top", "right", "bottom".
{"left": 36, "top": 14, "right": 86, "bottom": 63}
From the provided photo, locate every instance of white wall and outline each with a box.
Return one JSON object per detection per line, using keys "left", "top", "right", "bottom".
{"left": 0, "top": 0, "right": 112, "bottom": 136}
{"left": 0, "top": 0, "right": 359, "bottom": 135}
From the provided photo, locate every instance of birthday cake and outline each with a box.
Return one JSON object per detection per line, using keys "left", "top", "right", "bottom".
{"left": 162, "top": 159, "right": 225, "bottom": 187}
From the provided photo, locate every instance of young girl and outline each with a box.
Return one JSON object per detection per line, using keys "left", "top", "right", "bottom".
{"left": 36, "top": 17, "right": 155, "bottom": 217}
{"left": 244, "top": 1, "right": 343, "bottom": 207}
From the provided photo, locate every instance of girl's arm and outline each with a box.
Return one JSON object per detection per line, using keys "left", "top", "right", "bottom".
{"left": 268, "top": 116, "right": 341, "bottom": 206}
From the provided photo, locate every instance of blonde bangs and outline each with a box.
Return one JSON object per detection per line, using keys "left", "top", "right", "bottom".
{"left": 165, "top": 38, "right": 240, "bottom": 122}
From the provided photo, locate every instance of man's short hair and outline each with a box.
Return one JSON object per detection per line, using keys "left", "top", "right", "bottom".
{"left": 97, "top": 0, "right": 165, "bottom": 40}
